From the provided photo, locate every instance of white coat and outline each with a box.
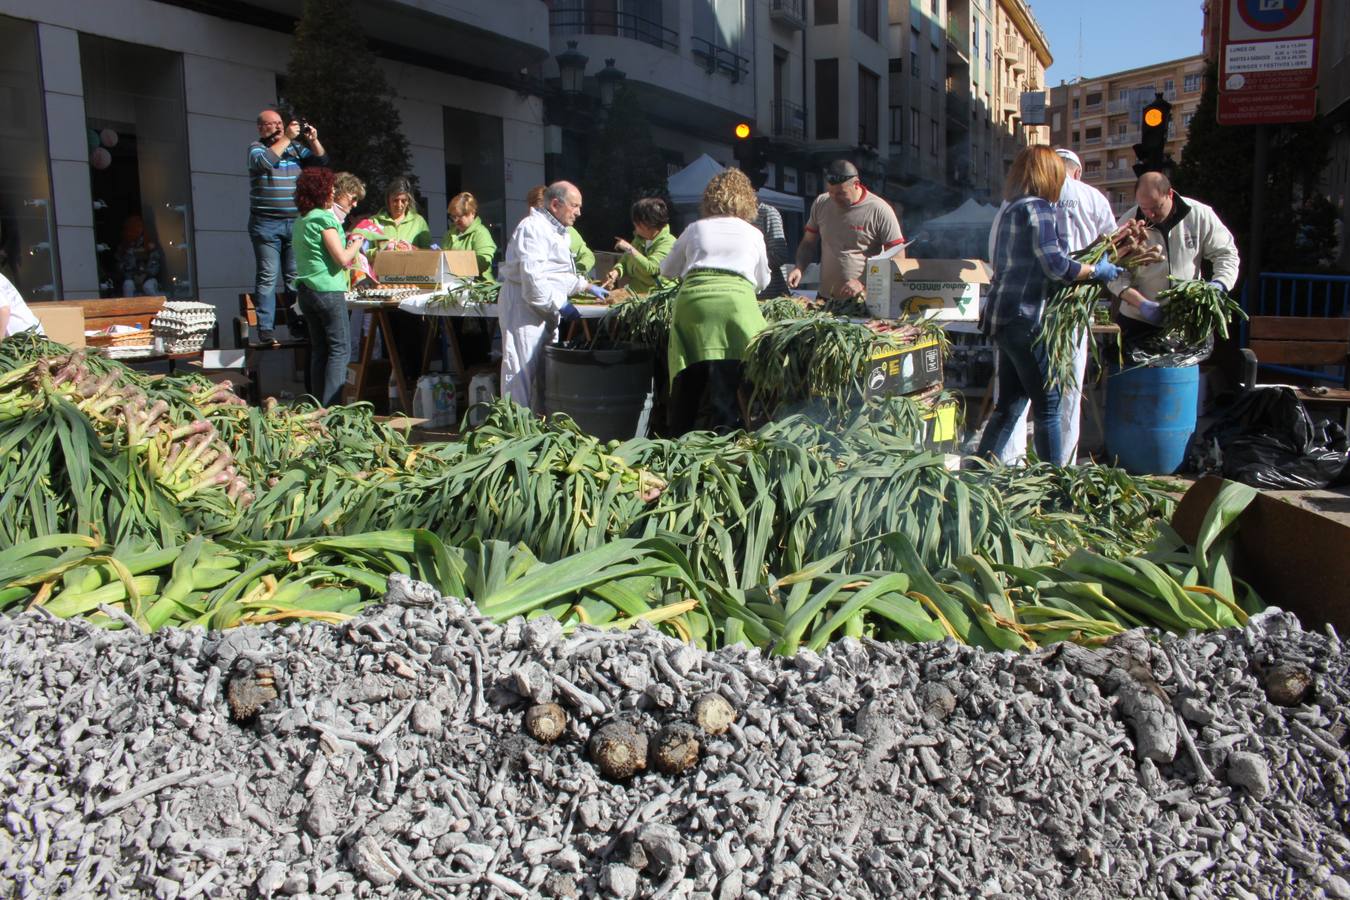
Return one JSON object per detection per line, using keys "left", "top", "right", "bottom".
{"left": 1113, "top": 194, "right": 1241, "bottom": 323}
{"left": 497, "top": 208, "right": 588, "bottom": 409}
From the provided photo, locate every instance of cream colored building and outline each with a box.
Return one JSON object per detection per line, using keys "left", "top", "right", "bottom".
{"left": 1048, "top": 55, "right": 1206, "bottom": 216}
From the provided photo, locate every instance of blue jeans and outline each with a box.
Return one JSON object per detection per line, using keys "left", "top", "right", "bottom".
{"left": 297, "top": 284, "right": 350, "bottom": 407}
{"left": 248, "top": 215, "right": 297, "bottom": 332}
{"left": 976, "top": 316, "right": 1063, "bottom": 464}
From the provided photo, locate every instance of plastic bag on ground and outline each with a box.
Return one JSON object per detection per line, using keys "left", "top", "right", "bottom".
{"left": 1187, "top": 386, "right": 1350, "bottom": 490}
{"left": 1127, "top": 330, "right": 1215, "bottom": 368}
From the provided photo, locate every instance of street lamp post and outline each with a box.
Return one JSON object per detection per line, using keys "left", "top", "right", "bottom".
{"left": 556, "top": 41, "right": 588, "bottom": 98}
{"left": 596, "top": 58, "right": 627, "bottom": 109}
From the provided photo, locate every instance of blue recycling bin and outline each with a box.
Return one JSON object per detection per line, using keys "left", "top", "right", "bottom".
{"left": 1105, "top": 363, "right": 1199, "bottom": 475}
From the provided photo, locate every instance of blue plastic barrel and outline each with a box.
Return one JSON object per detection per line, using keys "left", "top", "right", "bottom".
{"left": 1105, "top": 364, "right": 1199, "bottom": 475}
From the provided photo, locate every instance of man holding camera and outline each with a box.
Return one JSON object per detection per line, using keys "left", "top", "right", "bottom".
{"left": 247, "top": 109, "right": 329, "bottom": 346}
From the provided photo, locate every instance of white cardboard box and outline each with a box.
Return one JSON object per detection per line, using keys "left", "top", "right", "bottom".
{"left": 863, "top": 251, "right": 991, "bottom": 321}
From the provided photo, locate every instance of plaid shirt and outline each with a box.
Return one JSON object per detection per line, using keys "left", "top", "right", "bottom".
{"left": 984, "top": 196, "right": 1083, "bottom": 333}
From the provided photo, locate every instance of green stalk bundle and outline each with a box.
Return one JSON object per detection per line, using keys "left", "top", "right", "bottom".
{"left": 1157, "top": 278, "right": 1248, "bottom": 345}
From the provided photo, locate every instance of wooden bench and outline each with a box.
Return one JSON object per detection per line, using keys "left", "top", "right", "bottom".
{"left": 1240, "top": 316, "right": 1350, "bottom": 424}
{"left": 66, "top": 295, "right": 167, "bottom": 333}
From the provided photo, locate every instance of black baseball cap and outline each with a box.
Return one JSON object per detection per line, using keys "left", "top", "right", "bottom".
{"left": 824, "top": 160, "right": 859, "bottom": 185}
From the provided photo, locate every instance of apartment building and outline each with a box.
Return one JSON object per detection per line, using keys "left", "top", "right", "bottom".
{"left": 0, "top": 0, "right": 550, "bottom": 314}
{"left": 1047, "top": 55, "right": 1206, "bottom": 216}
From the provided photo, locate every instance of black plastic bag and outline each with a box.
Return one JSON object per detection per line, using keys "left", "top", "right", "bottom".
{"left": 1188, "top": 387, "right": 1350, "bottom": 489}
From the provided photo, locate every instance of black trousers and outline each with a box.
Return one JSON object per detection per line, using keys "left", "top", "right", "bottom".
{"left": 668, "top": 360, "right": 745, "bottom": 436}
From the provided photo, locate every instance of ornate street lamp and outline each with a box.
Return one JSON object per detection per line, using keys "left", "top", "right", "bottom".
{"left": 556, "top": 41, "right": 588, "bottom": 97}
{"left": 596, "top": 58, "right": 627, "bottom": 109}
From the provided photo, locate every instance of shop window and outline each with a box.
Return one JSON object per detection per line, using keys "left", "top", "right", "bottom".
{"left": 80, "top": 34, "right": 194, "bottom": 298}
{"left": 444, "top": 108, "right": 506, "bottom": 255}
{"left": 0, "top": 16, "right": 60, "bottom": 298}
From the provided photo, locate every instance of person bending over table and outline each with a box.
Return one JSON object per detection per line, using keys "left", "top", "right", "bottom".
{"left": 601, "top": 197, "right": 675, "bottom": 294}
{"left": 660, "top": 169, "right": 770, "bottom": 436}
{"left": 292, "top": 168, "right": 366, "bottom": 406}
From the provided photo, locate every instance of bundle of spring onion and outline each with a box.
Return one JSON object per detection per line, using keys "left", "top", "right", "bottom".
{"left": 0, "top": 335, "right": 1264, "bottom": 649}
{"left": 1036, "top": 220, "right": 1165, "bottom": 389}
{"left": 1157, "top": 277, "right": 1248, "bottom": 345}
{"left": 426, "top": 279, "right": 501, "bottom": 310}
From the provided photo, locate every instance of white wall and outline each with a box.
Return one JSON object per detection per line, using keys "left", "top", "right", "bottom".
{"left": 3, "top": 0, "right": 545, "bottom": 338}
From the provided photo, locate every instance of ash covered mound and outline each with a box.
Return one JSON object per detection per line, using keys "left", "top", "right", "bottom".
{"left": 1, "top": 580, "right": 1347, "bottom": 899}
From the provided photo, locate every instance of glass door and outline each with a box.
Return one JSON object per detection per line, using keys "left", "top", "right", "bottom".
{"left": 0, "top": 16, "right": 60, "bottom": 298}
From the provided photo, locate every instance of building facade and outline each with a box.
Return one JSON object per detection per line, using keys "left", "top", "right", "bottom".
{"left": 1047, "top": 55, "right": 1206, "bottom": 216}
{"left": 0, "top": 0, "right": 551, "bottom": 319}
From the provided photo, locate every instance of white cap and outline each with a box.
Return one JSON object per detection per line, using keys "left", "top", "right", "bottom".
{"left": 1054, "top": 148, "right": 1083, "bottom": 171}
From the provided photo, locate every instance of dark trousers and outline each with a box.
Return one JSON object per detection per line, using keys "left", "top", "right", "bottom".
{"left": 668, "top": 360, "right": 745, "bottom": 436}
{"left": 297, "top": 283, "right": 351, "bottom": 407}
{"left": 976, "top": 316, "right": 1063, "bottom": 464}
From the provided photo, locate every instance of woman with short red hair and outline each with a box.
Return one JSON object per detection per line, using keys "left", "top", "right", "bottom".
{"left": 292, "top": 167, "right": 365, "bottom": 405}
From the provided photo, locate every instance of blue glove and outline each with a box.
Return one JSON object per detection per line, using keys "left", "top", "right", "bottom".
{"left": 1207, "top": 280, "right": 1227, "bottom": 294}
{"left": 1092, "top": 260, "right": 1124, "bottom": 282}
{"left": 586, "top": 284, "right": 609, "bottom": 301}
{"left": 559, "top": 302, "right": 581, "bottom": 324}
{"left": 1137, "top": 299, "right": 1165, "bottom": 326}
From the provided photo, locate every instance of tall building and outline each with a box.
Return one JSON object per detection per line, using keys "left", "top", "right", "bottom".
{"left": 1047, "top": 55, "right": 1206, "bottom": 216}
{"left": 0, "top": 0, "right": 551, "bottom": 315}
{"left": 884, "top": 0, "right": 1049, "bottom": 226}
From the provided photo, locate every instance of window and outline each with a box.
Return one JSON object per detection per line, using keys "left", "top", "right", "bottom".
{"left": 1072, "top": 98, "right": 1079, "bottom": 118}
{"left": 859, "top": 0, "right": 878, "bottom": 40}
{"left": 889, "top": 57, "right": 902, "bottom": 73}
{"left": 930, "top": 49, "right": 940, "bottom": 84}
{"left": 911, "top": 50, "right": 919, "bottom": 77}
{"left": 815, "top": 59, "right": 839, "bottom": 139}
{"left": 1085, "top": 160, "right": 1101, "bottom": 177}
{"left": 859, "top": 65, "right": 879, "bottom": 146}
{"left": 985, "top": 28, "right": 991, "bottom": 62}
{"left": 984, "top": 150, "right": 990, "bottom": 175}
{"left": 1052, "top": 111, "right": 1062, "bottom": 131}
{"left": 815, "top": 0, "right": 838, "bottom": 25}
{"left": 930, "top": 119, "right": 939, "bottom": 156}
{"left": 1183, "top": 111, "right": 1195, "bottom": 129}
{"left": 1085, "top": 91, "right": 1102, "bottom": 108}
{"left": 890, "top": 106, "right": 904, "bottom": 143}
{"left": 1184, "top": 73, "right": 1202, "bottom": 93}
{"left": 910, "top": 109, "right": 921, "bottom": 148}
{"left": 1163, "top": 78, "right": 1174, "bottom": 94}
{"left": 972, "top": 27, "right": 979, "bottom": 57}
{"left": 1071, "top": 130, "right": 1079, "bottom": 146}
{"left": 1085, "top": 126, "right": 1101, "bottom": 145}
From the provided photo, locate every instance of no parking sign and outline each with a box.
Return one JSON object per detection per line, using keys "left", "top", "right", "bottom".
{"left": 1218, "top": 0, "right": 1321, "bottom": 125}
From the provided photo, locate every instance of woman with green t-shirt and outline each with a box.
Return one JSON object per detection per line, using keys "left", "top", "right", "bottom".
{"left": 443, "top": 191, "right": 497, "bottom": 279}
{"left": 292, "top": 168, "right": 366, "bottom": 406}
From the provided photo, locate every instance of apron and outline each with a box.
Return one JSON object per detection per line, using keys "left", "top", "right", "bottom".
{"left": 667, "top": 270, "right": 767, "bottom": 386}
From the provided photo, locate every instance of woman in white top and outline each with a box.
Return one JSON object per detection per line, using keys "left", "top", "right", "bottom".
{"left": 0, "top": 273, "right": 42, "bottom": 339}
{"left": 659, "top": 168, "right": 771, "bottom": 435}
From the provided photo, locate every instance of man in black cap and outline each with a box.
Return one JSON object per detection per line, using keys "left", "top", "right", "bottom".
{"left": 787, "top": 159, "right": 904, "bottom": 300}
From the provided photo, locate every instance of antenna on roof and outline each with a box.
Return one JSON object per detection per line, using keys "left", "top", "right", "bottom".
{"left": 1077, "top": 15, "right": 1083, "bottom": 82}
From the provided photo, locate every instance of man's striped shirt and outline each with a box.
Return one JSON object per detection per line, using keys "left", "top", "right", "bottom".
{"left": 248, "top": 141, "right": 329, "bottom": 219}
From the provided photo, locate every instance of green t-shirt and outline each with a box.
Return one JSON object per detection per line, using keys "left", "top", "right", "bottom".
{"left": 293, "top": 209, "right": 349, "bottom": 293}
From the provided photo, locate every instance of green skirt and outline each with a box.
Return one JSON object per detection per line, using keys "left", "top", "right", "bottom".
{"left": 668, "top": 270, "right": 767, "bottom": 385}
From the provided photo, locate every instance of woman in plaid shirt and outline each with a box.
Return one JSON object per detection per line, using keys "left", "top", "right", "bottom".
{"left": 975, "top": 147, "right": 1123, "bottom": 464}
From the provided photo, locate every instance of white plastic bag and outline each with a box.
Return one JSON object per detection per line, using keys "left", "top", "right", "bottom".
{"left": 413, "top": 374, "right": 458, "bottom": 428}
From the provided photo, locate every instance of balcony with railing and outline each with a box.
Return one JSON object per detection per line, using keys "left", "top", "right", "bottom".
{"left": 770, "top": 0, "right": 806, "bottom": 28}
{"left": 549, "top": 7, "right": 678, "bottom": 52}
{"left": 691, "top": 37, "right": 750, "bottom": 82}
{"left": 1107, "top": 130, "right": 1140, "bottom": 146}
{"left": 1002, "top": 87, "right": 1019, "bottom": 112}
{"left": 772, "top": 99, "right": 806, "bottom": 142}
{"left": 1108, "top": 98, "right": 1130, "bottom": 115}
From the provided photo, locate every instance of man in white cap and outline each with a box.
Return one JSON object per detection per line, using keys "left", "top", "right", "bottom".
{"left": 991, "top": 148, "right": 1115, "bottom": 464}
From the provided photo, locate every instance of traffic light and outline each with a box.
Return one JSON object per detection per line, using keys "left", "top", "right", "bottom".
{"left": 732, "top": 123, "right": 770, "bottom": 187}
{"left": 1132, "top": 93, "right": 1173, "bottom": 177}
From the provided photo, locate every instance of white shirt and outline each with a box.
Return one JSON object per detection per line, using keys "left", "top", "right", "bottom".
{"left": 1055, "top": 177, "right": 1117, "bottom": 254}
{"left": 660, "top": 217, "right": 771, "bottom": 292}
{"left": 0, "top": 273, "right": 42, "bottom": 337}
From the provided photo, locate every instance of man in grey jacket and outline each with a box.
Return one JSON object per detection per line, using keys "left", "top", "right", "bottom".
{"left": 1113, "top": 172, "right": 1240, "bottom": 343}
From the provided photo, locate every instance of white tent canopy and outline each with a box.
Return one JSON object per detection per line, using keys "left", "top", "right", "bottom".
{"left": 925, "top": 197, "right": 998, "bottom": 228}
{"left": 667, "top": 153, "right": 805, "bottom": 214}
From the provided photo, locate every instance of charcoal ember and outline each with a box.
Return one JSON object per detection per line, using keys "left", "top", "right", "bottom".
{"left": 0, "top": 583, "right": 1345, "bottom": 899}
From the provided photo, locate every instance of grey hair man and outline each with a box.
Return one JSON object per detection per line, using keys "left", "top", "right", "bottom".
{"left": 496, "top": 181, "right": 607, "bottom": 408}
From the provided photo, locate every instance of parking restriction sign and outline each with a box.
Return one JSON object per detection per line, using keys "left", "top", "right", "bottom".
{"left": 1219, "top": 0, "right": 1321, "bottom": 125}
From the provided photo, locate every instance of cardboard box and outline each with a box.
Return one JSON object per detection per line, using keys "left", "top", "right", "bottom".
{"left": 373, "top": 250, "right": 479, "bottom": 286}
{"left": 863, "top": 253, "right": 991, "bottom": 322}
{"left": 863, "top": 337, "right": 944, "bottom": 399}
{"left": 29, "top": 303, "right": 86, "bottom": 348}
{"left": 922, "top": 400, "right": 960, "bottom": 450}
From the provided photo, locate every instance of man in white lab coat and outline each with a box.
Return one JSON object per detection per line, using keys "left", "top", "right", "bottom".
{"left": 497, "top": 181, "right": 605, "bottom": 409}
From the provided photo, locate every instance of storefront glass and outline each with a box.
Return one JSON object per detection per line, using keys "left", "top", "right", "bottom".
{"left": 0, "top": 16, "right": 60, "bottom": 298}
{"left": 79, "top": 34, "right": 196, "bottom": 299}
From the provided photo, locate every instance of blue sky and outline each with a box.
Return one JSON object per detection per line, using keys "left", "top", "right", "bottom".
{"left": 1030, "top": 0, "right": 1207, "bottom": 86}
